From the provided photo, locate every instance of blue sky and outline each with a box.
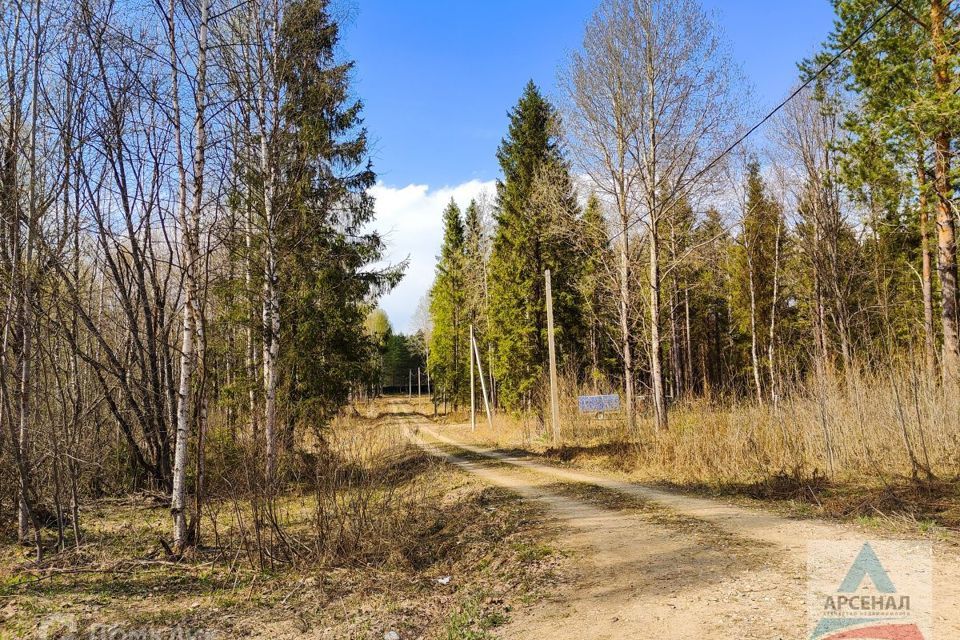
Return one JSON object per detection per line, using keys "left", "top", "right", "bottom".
{"left": 348, "top": 1, "right": 838, "bottom": 331}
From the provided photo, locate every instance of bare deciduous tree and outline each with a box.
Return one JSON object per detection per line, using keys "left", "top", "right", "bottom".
{"left": 564, "top": 0, "right": 742, "bottom": 430}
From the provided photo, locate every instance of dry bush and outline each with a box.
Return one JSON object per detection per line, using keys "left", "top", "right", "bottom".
{"left": 199, "top": 408, "right": 445, "bottom": 571}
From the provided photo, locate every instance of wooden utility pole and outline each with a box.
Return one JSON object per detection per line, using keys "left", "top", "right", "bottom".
{"left": 472, "top": 331, "right": 493, "bottom": 429}
{"left": 545, "top": 270, "right": 560, "bottom": 443}
{"left": 470, "top": 325, "right": 476, "bottom": 430}
{"left": 489, "top": 343, "right": 496, "bottom": 411}
{"left": 408, "top": 370, "right": 412, "bottom": 398}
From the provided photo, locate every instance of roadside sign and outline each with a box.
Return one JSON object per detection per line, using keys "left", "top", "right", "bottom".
{"left": 578, "top": 394, "right": 620, "bottom": 413}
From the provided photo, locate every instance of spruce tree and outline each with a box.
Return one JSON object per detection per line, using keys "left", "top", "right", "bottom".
{"left": 273, "top": 0, "right": 402, "bottom": 431}
{"left": 488, "top": 82, "right": 584, "bottom": 411}
{"left": 690, "top": 208, "right": 739, "bottom": 393}
{"left": 463, "top": 199, "right": 488, "bottom": 337}
{"left": 429, "top": 200, "right": 468, "bottom": 409}
{"left": 580, "top": 194, "right": 617, "bottom": 390}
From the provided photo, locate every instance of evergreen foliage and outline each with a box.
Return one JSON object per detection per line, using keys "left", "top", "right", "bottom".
{"left": 429, "top": 200, "right": 469, "bottom": 408}
{"left": 487, "top": 82, "right": 585, "bottom": 410}
{"left": 273, "top": 0, "right": 403, "bottom": 429}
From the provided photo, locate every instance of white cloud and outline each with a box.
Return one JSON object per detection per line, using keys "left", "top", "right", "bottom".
{"left": 370, "top": 179, "right": 496, "bottom": 333}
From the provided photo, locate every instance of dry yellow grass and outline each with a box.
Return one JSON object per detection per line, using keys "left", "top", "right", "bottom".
{"left": 0, "top": 400, "right": 563, "bottom": 639}
{"left": 451, "top": 366, "right": 959, "bottom": 483}
{"left": 433, "top": 365, "right": 960, "bottom": 532}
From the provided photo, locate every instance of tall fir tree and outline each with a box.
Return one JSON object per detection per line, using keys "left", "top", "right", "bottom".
{"left": 579, "top": 194, "right": 618, "bottom": 391}
{"left": 429, "top": 200, "right": 468, "bottom": 409}
{"left": 689, "top": 208, "right": 740, "bottom": 394}
{"left": 274, "top": 0, "right": 402, "bottom": 436}
{"left": 463, "top": 199, "right": 488, "bottom": 338}
{"left": 487, "top": 82, "right": 585, "bottom": 412}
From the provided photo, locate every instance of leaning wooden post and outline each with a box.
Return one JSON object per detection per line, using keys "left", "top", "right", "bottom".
{"left": 470, "top": 324, "right": 476, "bottom": 431}
{"left": 545, "top": 269, "right": 561, "bottom": 444}
{"left": 472, "top": 331, "right": 493, "bottom": 430}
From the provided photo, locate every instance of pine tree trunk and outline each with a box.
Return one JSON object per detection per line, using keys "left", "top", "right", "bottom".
{"left": 934, "top": 133, "right": 959, "bottom": 384}
{"left": 931, "top": 0, "right": 960, "bottom": 385}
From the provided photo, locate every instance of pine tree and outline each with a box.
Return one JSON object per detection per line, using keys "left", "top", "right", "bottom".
{"left": 429, "top": 200, "right": 468, "bottom": 409}
{"left": 822, "top": 0, "right": 960, "bottom": 383}
{"left": 487, "top": 81, "right": 584, "bottom": 412}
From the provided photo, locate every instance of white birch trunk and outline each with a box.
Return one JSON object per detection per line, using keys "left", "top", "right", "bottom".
{"left": 170, "top": 0, "right": 209, "bottom": 550}
{"left": 259, "top": 70, "right": 279, "bottom": 484}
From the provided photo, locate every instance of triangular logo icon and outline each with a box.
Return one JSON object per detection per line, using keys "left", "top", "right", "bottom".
{"left": 837, "top": 543, "right": 896, "bottom": 594}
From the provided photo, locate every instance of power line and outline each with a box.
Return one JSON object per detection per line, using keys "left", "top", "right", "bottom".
{"left": 607, "top": 0, "right": 901, "bottom": 246}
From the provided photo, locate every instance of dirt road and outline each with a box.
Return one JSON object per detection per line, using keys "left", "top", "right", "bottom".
{"left": 392, "top": 402, "right": 960, "bottom": 640}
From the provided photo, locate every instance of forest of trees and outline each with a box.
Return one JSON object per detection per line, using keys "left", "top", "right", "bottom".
{"left": 426, "top": 0, "right": 960, "bottom": 440}
{"left": 4, "top": 0, "right": 960, "bottom": 574}
{"left": 365, "top": 308, "right": 427, "bottom": 393}
{"left": 0, "top": 0, "right": 400, "bottom": 559}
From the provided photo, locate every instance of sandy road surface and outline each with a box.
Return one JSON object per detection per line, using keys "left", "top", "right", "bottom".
{"left": 389, "top": 401, "right": 960, "bottom": 640}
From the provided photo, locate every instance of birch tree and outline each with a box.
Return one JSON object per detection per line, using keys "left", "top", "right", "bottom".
{"left": 165, "top": 0, "right": 212, "bottom": 552}
{"left": 564, "top": 0, "right": 741, "bottom": 430}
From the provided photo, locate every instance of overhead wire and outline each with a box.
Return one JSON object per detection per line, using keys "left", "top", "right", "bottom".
{"left": 606, "top": 0, "right": 903, "bottom": 246}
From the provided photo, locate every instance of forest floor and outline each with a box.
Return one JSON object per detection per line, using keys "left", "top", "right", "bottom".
{"left": 406, "top": 400, "right": 960, "bottom": 639}
{"left": 0, "top": 404, "right": 563, "bottom": 640}
{"left": 5, "top": 399, "right": 960, "bottom": 639}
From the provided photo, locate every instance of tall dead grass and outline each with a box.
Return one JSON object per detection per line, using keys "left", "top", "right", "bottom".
{"left": 638, "top": 366, "right": 960, "bottom": 484}
{"left": 466, "top": 364, "right": 960, "bottom": 486}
